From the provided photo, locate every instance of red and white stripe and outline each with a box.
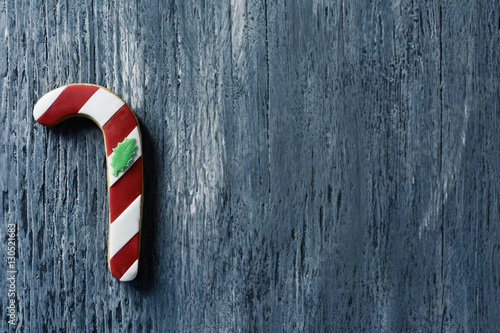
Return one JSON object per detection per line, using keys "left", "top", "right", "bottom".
{"left": 33, "top": 84, "right": 142, "bottom": 281}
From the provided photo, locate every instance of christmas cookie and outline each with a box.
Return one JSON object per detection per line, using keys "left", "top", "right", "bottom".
{"left": 33, "top": 84, "right": 142, "bottom": 282}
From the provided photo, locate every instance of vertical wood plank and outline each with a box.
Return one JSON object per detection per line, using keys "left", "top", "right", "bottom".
{"left": 1, "top": 0, "right": 500, "bottom": 331}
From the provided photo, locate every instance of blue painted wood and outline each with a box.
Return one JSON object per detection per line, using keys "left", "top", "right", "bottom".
{"left": 1, "top": 0, "right": 500, "bottom": 331}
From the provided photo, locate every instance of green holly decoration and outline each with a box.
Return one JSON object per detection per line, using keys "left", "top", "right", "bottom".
{"left": 110, "top": 138, "right": 137, "bottom": 176}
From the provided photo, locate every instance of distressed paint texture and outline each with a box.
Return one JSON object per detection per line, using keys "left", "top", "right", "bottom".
{"left": 1, "top": 0, "right": 500, "bottom": 331}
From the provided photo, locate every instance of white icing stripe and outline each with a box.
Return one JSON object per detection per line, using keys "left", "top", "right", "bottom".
{"left": 78, "top": 88, "right": 125, "bottom": 127}
{"left": 119, "top": 260, "right": 138, "bottom": 282}
{"left": 33, "top": 86, "right": 66, "bottom": 120}
{"left": 109, "top": 195, "right": 141, "bottom": 258}
{"left": 107, "top": 126, "right": 142, "bottom": 187}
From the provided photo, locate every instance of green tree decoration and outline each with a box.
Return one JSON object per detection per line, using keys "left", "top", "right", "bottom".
{"left": 111, "top": 138, "right": 137, "bottom": 176}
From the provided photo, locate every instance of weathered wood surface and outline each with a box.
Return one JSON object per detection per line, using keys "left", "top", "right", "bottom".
{"left": 1, "top": 0, "right": 500, "bottom": 331}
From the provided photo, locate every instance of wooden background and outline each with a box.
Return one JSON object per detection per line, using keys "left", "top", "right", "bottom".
{"left": 1, "top": 0, "right": 500, "bottom": 331}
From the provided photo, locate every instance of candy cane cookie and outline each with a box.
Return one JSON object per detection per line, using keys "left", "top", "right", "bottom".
{"left": 33, "top": 84, "right": 142, "bottom": 281}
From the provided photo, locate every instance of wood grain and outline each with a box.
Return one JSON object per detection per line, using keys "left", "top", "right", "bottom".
{"left": 1, "top": 0, "right": 500, "bottom": 331}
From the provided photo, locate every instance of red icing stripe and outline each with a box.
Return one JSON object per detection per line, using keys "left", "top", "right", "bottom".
{"left": 110, "top": 232, "right": 140, "bottom": 280}
{"left": 102, "top": 105, "right": 138, "bottom": 156}
{"left": 37, "top": 85, "right": 100, "bottom": 125}
{"left": 108, "top": 156, "right": 143, "bottom": 222}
